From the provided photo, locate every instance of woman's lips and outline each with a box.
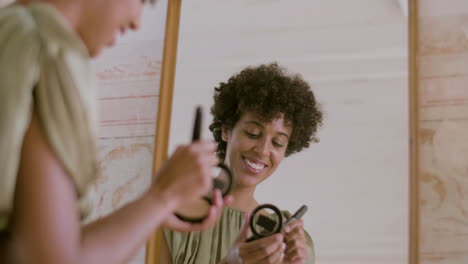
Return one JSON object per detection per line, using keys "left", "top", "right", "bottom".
{"left": 242, "top": 156, "right": 267, "bottom": 174}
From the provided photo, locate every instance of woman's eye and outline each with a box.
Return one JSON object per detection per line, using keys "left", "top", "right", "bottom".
{"left": 273, "top": 141, "right": 284, "bottom": 148}
{"left": 245, "top": 131, "right": 259, "bottom": 138}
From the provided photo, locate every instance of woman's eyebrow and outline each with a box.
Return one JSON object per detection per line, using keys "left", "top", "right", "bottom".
{"left": 244, "top": 120, "right": 263, "bottom": 127}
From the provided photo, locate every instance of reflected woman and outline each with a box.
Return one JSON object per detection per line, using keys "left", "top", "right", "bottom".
{"left": 161, "top": 63, "right": 323, "bottom": 264}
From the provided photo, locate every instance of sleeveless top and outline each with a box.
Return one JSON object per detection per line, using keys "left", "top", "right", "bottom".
{"left": 164, "top": 207, "right": 315, "bottom": 264}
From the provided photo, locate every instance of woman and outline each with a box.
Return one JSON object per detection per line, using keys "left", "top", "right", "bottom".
{"left": 0, "top": 0, "right": 230, "bottom": 263}
{"left": 161, "top": 63, "right": 323, "bottom": 264}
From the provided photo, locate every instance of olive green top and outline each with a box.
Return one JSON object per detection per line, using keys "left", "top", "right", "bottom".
{"left": 0, "top": 3, "right": 98, "bottom": 231}
{"left": 164, "top": 207, "right": 315, "bottom": 264}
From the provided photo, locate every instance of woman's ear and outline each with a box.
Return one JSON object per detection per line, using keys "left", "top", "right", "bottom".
{"left": 221, "top": 126, "right": 230, "bottom": 142}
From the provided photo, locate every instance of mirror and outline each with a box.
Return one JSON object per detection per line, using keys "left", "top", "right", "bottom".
{"left": 165, "top": 0, "right": 409, "bottom": 263}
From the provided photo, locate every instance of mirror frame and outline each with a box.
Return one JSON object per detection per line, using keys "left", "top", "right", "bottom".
{"left": 408, "top": 0, "right": 419, "bottom": 263}
{"left": 145, "top": 0, "right": 420, "bottom": 263}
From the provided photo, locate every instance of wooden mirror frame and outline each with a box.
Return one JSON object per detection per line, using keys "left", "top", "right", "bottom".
{"left": 145, "top": 0, "right": 420, "bottom": 263}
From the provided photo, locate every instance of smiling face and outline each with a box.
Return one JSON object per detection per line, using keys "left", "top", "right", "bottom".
{"left": 77, "top": 0, "right": 144, "bottom": 57}
{"left": 222, "top": 112, "right": 292, "bottom": 189}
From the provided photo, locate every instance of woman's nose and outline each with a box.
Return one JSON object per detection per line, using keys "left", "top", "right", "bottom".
{"left": 253, "top": 138, "right": 270, "bottom": 157}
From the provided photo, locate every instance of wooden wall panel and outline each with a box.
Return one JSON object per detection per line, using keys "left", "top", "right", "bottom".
{"left": 418, "top": 1, "right": 468, "bottom": 263}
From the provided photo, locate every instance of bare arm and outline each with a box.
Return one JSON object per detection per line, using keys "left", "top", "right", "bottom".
{"left": 6, "top": 112, "right": 226, "bottom": 264}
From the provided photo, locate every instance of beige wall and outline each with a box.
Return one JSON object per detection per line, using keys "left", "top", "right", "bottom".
{"left": 418, "top": 0, "right": 468, "bottom": 263}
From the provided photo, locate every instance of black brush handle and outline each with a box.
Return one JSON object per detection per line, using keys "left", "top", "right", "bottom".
{"left": 192, "top": 106, "right": 202, "bottom": 142}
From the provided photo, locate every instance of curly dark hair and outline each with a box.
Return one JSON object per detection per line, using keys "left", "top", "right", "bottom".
{"left": 209, "top": 63, "right": 323, "bottom": 160}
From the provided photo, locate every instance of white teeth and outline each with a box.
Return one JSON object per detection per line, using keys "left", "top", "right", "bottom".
{"left": 245, "top": 158, "right": 265, "bottom": 170}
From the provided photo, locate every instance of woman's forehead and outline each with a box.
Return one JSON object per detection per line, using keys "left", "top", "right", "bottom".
{"left": 239, "top": 111, "right": 292, "bottom": 127}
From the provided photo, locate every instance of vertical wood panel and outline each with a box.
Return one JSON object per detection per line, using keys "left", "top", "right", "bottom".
{"left": 418, "top": 0, "right": 468, "bottom": 263}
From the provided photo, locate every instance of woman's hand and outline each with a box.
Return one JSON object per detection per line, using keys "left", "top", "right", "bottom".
{"left": 152, "top": 140, "right": 233, "bottom": 232}
{"left": 282, "top": 219, "right": 309, "bottom": 264}
{"left": 151, "top": 140, "right": 219, "bottom": 207}
{"left": 221, "top": 214, "right": 286, "bottom": 264}
{"left": 162, "top": 189, "right": 233, "bottom": 232}
{"left": 239, "top": 234, "right": 285, "bottom": 264}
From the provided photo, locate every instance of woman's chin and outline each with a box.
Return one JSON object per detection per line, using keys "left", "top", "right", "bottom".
{"left": 236, "top": 174, "right": 264, "bottom": 188}
{"left": 107, "top": 38, "right": 116, "bottom": 47}
{"left": 87, "top": 45, "right": 103, "bottom": 58}
{"left": 89, "top": 49, "right": 100, "bottom": 58}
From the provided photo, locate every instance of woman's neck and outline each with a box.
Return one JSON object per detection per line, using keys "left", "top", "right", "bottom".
{"left": 228, "top": 186, "right": 259, "bottom": 213}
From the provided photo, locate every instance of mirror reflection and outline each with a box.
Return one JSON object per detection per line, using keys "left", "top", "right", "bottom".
{"left": 165, "top": 1, "right": 408, "bottom": 263}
